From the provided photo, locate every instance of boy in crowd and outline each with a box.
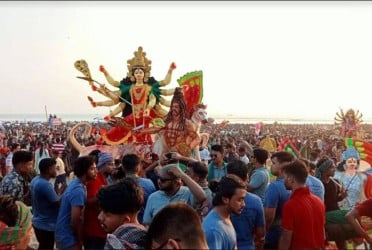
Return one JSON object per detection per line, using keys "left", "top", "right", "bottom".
{"left": 97, "top": 178, "right": 147, "bottom": 249}
{"left": 203, "top": 174, "right": 247, "bottom": 250}
{"left": 147, "top": 202, "right": 208, "bottom": 249}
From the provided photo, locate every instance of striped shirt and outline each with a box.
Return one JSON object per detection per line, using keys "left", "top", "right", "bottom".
{"left": 51, "top": 143, "right": 65, "bottom": 154}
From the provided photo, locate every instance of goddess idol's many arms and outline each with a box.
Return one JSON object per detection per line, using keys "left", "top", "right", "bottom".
{"left": 89, "top": 62, "right": 176, "bottom": 119}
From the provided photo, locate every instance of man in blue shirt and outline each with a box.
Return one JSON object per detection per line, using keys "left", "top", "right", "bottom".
{"left": 247, "top": 148, "right": 270, "bottom": 202}
{"left": 31, "top": 158, "right": 63, "bottom": 250}
{"left": 55, "top": 156, "right": 97, "bottom": 250}
{"left": 264, "top": 151, "right": 293, "bottom": 249}
{"left": 121, "top": 153, "right": 156, "bottom": 224}
{"left": 143, "top": 164, "right": 206, "bottom": 226}
{"left": 207, "top": 144, "right": 228, "bottom": 182}
{"left": 203, "top": 174, "right": 247, "bottom": 250}
{"left": 228, "top": 160, "right": 265, "bottom": 249}
{"left": 301, "top": 158, "right": 325, "bottom": 201}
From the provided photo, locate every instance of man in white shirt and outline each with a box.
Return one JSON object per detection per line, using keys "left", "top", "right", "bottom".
{"left": 52, "top": 149, "right": 66, "bottom": 190}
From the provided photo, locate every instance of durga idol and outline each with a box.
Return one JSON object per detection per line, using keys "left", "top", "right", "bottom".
{"left": 85, "top": 47, "right": 176, "bottom": 145}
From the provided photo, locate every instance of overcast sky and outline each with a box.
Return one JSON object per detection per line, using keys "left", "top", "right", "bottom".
{"left": 1, "top": 1, "right": 372, "bottom": 121}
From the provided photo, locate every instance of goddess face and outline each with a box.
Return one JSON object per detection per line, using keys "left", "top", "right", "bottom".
{"left": 134, "top": 68, "right": 145, "bottom": 81}
{"left": 346, "top": 110, "right": 355, "bottom": 119}
{"left": 345, "top": 157, "right": 358, "bottom": 170}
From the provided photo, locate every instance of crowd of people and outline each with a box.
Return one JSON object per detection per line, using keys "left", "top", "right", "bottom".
{"left": 0, "top": 119, "right": 372, "bottom": 249}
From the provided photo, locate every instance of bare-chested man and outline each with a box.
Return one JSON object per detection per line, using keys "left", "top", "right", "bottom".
{"left": 140, "top": 87, "right": 201, "bottom": 159}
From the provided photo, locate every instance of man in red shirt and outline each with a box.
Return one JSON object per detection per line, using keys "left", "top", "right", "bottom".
{"left": 83, "top": 152, "right": 115, "bottom": 249}
{"left": 345, "top": 198, "right": 372, "bottom": 245}
{"left": 279, "top": 159, "right": 326, "bottom": 249}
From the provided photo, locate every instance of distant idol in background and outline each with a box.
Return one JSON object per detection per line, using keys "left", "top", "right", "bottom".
{"left": 335, "top": 108, "right": 364, "bottom": 139}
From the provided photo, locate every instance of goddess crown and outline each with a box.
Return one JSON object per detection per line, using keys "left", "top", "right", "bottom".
{"left": 127, "top": 46, "right": 152, "bottom": 82}
{"left": 341, "top": 146, "right": 360, "bottom": 161}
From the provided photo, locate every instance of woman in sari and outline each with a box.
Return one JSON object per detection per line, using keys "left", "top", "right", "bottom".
{"left": 0, "top": 195, "right": 32, "bottom": 250}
